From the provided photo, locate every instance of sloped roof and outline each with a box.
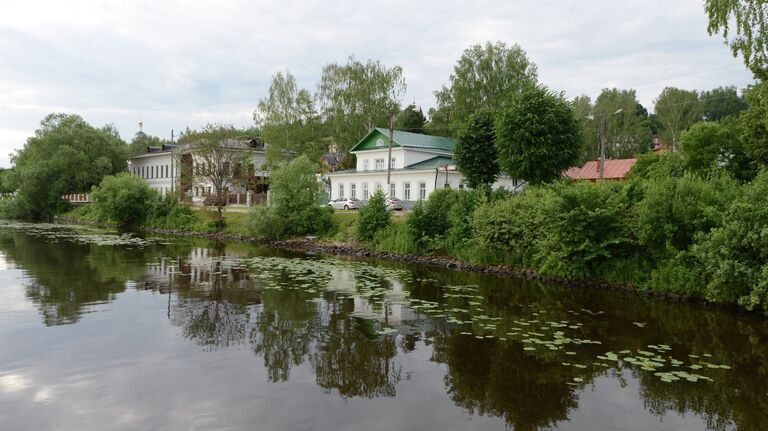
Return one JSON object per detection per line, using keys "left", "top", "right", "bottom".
{"left": 406, "top": 156, "right": 455, "bottom": 170}
{"left": 350, "top": 128, "right": 455, "bottom": 153}
{"left": 566, "top": 158, "right": 637, "bottom": 180}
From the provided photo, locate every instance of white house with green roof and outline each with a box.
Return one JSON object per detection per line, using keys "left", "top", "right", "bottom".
{"left": 325, "top": 128, "right": 520, "bottom": 203}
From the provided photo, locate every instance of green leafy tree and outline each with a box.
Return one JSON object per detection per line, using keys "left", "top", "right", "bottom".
{"left": 590, "top": 88, "right": 653, "bottom": 159}
{"left": 0, "top": 168, "right": 16, "bottom": 194}
{"left": 319, "top": 57, "right": 406, "bottom": 158}
{"left": 654, "top": 87, "right": 701, "bottom": 152}
{"left": 694, "top": 170, "right": 768, "bottom": 313}
{"left": 179, "top": 124, "right": 252, "bottom": 228}
{"left": 681, "top": 119, "right": 756, "bottom": 181}
{"left": 10, "top": 113, "right": 128, "bottom": 220}
{"left": 433, "top": 41, "right": 538, "bottom": 135}
{"left": 129, "top": 130, "right": 165, "bottom": 156}
{"left": 256, "top": 70, "right": 326, "bottom": 164}
{"left": 740, "top": 82, "right": 768, "bottom": 166}
{"left": 91, "top": 173, "right": 156, "bottom": 227}
{"left": 357, "top": 189, "right": 390, "bottom": 242}
{"left": 397, "top": 104, "right": 427, "bottom": 133}
{"left": 705, "top": 0, "right": 768, "bottom": 79}
{"left": 251, "top": 155, "right": 334, "bottom": 238}
{"left": 572, "top": 95, "right": 597, "bottom": 162}
{"left": 700, "top": 86, "right": 748, "bottom": 121}
{"left": 454, "top": 109, "right": 499, "bottom": 188}
{"left": 495, "top": 85, "right": 581, "bottom": 185}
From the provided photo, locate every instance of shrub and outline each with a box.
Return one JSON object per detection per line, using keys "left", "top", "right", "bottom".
{"left": 249, "top": 155, "right": 335, "bottom": 239}
{"left": 405, "top": 189, "right": 465, "bottom": 253}
{"left": 633, "top": 173, "right": 740, "bottom": 261}
{"left": 694, "top": 170, "right": 768, "bottom": 313}
{"left": 534, "top": 181, "right": 635, "bottom": 281}
{"left": 91, "top": 173, "right": 155, "bottom": 227}
{"left": 357, "top": 189, "right": 390, "bottom": 242}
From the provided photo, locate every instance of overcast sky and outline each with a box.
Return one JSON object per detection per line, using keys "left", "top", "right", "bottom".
{"left": 0, "top": 0, "right": 755, "bottom": 168}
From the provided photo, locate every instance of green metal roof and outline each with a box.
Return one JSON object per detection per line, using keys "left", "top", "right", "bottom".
{"left": 350, "top": 128, "right": 455, "bottom": 153}
{"left": 405, "top": 156, "right": 455, "bottom": 170}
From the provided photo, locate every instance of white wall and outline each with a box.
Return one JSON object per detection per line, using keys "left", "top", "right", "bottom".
{"left": 328, "top": 169, "right": 464, "bottom": 201}
{"left": 130, "top": 152, "right": 177, "bottom": 195}
{"left": 354, "top": 148, "right": 404, "bottom": 171}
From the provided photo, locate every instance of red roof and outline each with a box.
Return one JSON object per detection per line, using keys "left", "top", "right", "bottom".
{"left": 565, "top": 158, "right": 637, "bottom": 181}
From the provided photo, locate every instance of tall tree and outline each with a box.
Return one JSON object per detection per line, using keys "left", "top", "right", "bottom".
{"left": 740, "top": 81, "right": 768, "bottom": 165}
{"left": 179, "top": 124, "right": 252, "bottom": 228}
{"left": 654, "top": 87, "right": 701, "bottom": 152}
{"left": 10, "top": 113, "right": 128, "bottom": 220}
{"left": 433, "top": 41, "right": 538, "bottom": 135}
{"left": 495, "top": 85, "right": 582, "bottom": 185}
{"left": 591, "top": 88, "right": 652, "bottom": 159}
{"left": 397, "top": 104, "right": 427, "bottom": 133}
{"left": 318, "top": 57, "right": 406, "bottom": 158}
{"left": 700, "top": 86, "right": 748, "bottom": 121}
{"left": 454, "top": 109, "right": 499, "bottom": 189}
{"left": 129, "top": 130, "right": 165, "bottom": 156}
{"left": 706, "top": 0, "right": 768, "bottom": 79}
{"left": 255, "top": 70, "right": 325, "bottom": 165}
{"left": 681, "top": 118, "right": 756, "bottom": 181}
{"left": 572, "top": 95, "right": 597, "bottom": 163}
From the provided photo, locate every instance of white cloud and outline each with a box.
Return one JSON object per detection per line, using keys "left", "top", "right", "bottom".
{"left": 0, "top": 0, "right": 755, "bottom": 167}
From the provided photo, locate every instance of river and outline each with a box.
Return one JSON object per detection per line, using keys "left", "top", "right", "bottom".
{"left": 0, "top": 221, "right": 765, "bottom": 430}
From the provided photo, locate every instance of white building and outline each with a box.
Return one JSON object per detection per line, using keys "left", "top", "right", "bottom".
{"left": 325, "top": 128, "right": 521, "bottom": 202}
{"left": 130, "top": 144, "right": 178, "bottom": 195}
{"left": 129, "top": 139, "right": 269, "bottom": 205}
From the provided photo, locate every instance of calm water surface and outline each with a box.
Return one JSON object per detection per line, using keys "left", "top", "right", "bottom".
{"left": 0, "top": 222, "right": 766, "bottom": 431}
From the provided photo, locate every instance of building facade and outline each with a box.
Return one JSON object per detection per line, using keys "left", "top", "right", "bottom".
{"left": 325, "top": 128, "right": 521, "bottom": 202}
{"left": 129, "top": 139, "right": 269, "bottom": 205}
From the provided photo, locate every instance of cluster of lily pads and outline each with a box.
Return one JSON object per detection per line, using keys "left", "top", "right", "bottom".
{"left": 136, "top": 244, "right": 738, "bottom": 388}
{"left": 0, "top": 221, "right": 154, "bottom": 247}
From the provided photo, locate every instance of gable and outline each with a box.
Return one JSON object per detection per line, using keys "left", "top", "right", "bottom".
{"left": 350, "top": 128, "right": 455, "bottom": 153}
{"left": 350, "top": 129, "right": 400, "bottom": 152}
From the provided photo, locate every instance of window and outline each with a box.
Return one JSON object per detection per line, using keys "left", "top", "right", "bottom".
{"left": 389, "top": 183, "right": 396, "bottom": 198}
{"left": 419, "top": 182, "right": 426, "bottom": 200}
{"left": 403, "top": 182, "right": 411, "bottom": 200}
{"left": 350, "top": 183, "right": 356, "bottom": 199}
{"left": 390, "top": 158, "right": 396, "bottom": 169}
{"left": 339, "top": 184, "right": 344, "bottom": 198}
{"left": 363, "top": 160, "right": 369, "bottom": 171}
{"left": 362, "top": 183, "right": 369, "bottom": 200}
{"left": 165, "top": 165, "right": 169, "bottom": 177}
{"left": 375, "top": 182, "right": 382, "bottom": 192}
{"left": 375, "top": 159, "right": 385, "bottom": 170}
{"left": 141, "top": 166, "right": 145, "bottom": 178}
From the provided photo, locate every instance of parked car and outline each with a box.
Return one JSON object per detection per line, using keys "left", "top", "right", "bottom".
{"left": 328, "top": 197, "right": 361, "bottom": 210}
{"left": 386, "top": 197, "right": 404, "bottom": 210}
{"left": 203, "top": 195, "right": 227, "bottom": 206}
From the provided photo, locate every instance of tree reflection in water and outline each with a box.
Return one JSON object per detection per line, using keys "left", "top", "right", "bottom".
{"left": 3, "top": 222, "right": 768, "bottom": 430}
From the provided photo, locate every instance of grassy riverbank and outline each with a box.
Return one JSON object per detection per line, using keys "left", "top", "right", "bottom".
{"left": 57, "top": 161, "right": 768, "bottom": 317}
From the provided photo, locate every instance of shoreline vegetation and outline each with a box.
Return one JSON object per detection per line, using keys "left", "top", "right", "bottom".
{"left": 51, "top": 156, "right": 768, "bottom": 318}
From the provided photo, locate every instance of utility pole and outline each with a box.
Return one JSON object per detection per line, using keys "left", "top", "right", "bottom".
{"left": 386, "top": 112, "right": 395, "bottom": 187}
{"left": 599, "top": 115, "right": 606, "bottom": 179}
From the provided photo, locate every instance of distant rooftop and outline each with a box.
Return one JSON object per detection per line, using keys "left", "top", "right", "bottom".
{"left": 565, "top": 158, "right": 637, "bottom": 181}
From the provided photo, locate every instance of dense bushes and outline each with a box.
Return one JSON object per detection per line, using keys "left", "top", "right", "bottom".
{"left": 368, "top": 170, "right": 768, "bottom": 314}
{"left": 91, "top": 173, "right": 196, "bottom": 229}
{"left": 357, "top": 190, "right": 390, "bottom": 241}
{"left": 250, "top": 155, "right": 334, "bottom": 239}
{"left": 91, "top": 174, "right": 156, "bottom": 227}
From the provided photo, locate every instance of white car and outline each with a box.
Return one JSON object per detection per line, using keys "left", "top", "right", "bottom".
{"left": 328, "top": 197, "right": 361, "bottom": 210}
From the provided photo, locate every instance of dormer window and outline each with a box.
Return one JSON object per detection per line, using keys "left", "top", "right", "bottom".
{"left": 376, "top": 138, "right": 385, "bottom": 147}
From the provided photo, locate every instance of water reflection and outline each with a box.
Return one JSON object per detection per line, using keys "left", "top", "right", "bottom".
{"left": 1, "top": 222, "right": 767, "bottom": 430}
